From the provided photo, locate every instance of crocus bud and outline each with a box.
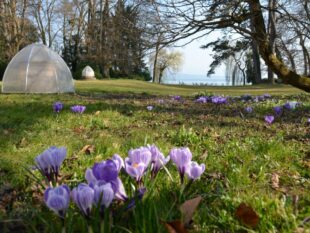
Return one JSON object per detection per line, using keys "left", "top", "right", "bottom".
{"left": 170, "top": 147, "right": 192, "bottom": 183}
{"left": 71, "top": 183, "right": 94, "bottom": 217}
{"left": 93, "top": 183, "right": 114, "bottom": 209}
{"left": 44, "top": 185, "right": 70, "bottom": 218}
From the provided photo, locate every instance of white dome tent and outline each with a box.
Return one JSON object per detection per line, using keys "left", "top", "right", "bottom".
{"left": 82, "top": 66, "right": 95, "bottom": 79}
{"left": 2, "top": 43, "right": 74, "bottom": 93}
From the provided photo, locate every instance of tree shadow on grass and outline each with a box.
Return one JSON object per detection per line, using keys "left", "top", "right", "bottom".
{"left": 1, "top": 93, "right": 309, "bottom": 152}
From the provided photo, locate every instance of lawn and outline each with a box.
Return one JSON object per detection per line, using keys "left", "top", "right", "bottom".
{"left": 0, "top": 80, "right": 309, "bottom": 233}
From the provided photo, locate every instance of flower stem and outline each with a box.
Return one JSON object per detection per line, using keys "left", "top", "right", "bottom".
{"left": 61, "top": 218, "right": 66, "bottom": 233}
{"left": 100, "top": 218, "right": 104, "bottom": 233}
{"left": 88, "top": 225, "right": 94, "bottom": 233}
{"left": 104, "top": 208, "right": 110, "bottom": 233}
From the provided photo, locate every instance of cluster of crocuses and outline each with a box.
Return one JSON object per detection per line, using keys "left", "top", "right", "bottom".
{"left": 53, "top": 102, "right": 86, "bottom": 114}
{"left": 240, "top": 93, "right": 272, "bottom": 102}
{"left": 171, "top": 95, "right": 182, "bottom": 101}
{"left": 195, "top": 95, "right": 228, "bottom": 104}
{"left": 265, "top": 101, "right": 302, "bottom": 124}
{"left": 195, "top": 93, "right": 272, "bottom": 105}
{"left": 34, "top": 145, "right": 205, "bottom": 228}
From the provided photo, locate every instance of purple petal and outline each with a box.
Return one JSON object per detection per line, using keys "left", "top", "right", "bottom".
{"left": 92, "top": 160, "right": 118, "bottom": 182}
{"left": 94, "top": 183, "right": 115, "bottom": 208}
{"left": 44, "top": 187, "right": 52, "bottom": 202}
{"left": 85, "top": 168, "right": 97, "bottom": 184}
{"left": 264, "top": 115, "right": 275, "bottom": 124}
{"left": 72, "top": 183, "right": 94, "bottom": 216}
{"left": 110, "top": 177, "right": 127, "bottom": 201}
{"left": 112, "top": 154, "right": 124, "bottom": 172}
{"left": 128, "top": 147, "right": 152, "bottom": 166}
{"left": 44, "top": 185, "right": 70, "bottom": 217}
{"left": 186, "top": 162, "right": 205, "bottom": 180}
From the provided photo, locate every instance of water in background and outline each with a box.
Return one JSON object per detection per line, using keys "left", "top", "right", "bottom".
{"left": 163, "top": 73, "right": 230, "bottom": 86}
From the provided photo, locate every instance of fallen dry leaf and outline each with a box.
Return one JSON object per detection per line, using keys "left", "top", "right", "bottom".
{"left": 162, "top": 220, "right": 189, "bottom": 233}
{"left": 235, "top": 203, "right": 259, "bottom": 228}
{"left": 271, "top": 173, "right": 280, "bottom": 189}
{"left": 73, "top": 126, "right": 85, "bottom": 134}
{"left": 3, "top": 129, "right": 10, "bottom": 135}
{"left": 80, "top": 145, "right": 95, "bottom": 155}
{"left": 207, "top": 172, "right": 224, "bottom": 180}
{"left": 180, "top": 196, "right": 202, "bottom": 226}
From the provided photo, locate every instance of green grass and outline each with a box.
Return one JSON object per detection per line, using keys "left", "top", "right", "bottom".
{"left": 74, "top": 79, "right": 304, "bottom": 96}
{"left": 0, "top": 80, "right": 309, "bottom": 232}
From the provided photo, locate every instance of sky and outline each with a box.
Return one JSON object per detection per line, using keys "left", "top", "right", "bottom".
{"left": 174, "top": 31, "right": 225, "bottom": 77}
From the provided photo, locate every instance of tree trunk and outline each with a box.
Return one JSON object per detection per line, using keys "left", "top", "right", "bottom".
{"left": 102, "top": 63, "right": 110, "bottom": 79}
{"left": 267, "top": 0, "right": 277, "bottom": 84}
{"left": 280, "top": 38, "right": 296, "bottom": 72}
{"left": 152, "top": 39, "right": 160, "bottom": 83}
{"left": 158, "top": 68, "right": 164, "bottom": 84}
{"left": 298, "top": 34, "right": 310, "bottom": 76}
{"left": 250, "top": 14, "right": 262, "bottom": 84}
{"left": 249, "top": 0, "right": 310, "bottom": 92}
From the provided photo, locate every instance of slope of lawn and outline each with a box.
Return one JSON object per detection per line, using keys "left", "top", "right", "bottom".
{"left": 74, "top": 79, "right": 304, "bottom": 96}
{"left": 0, "top": 80, "right": 309, "bottom": 233}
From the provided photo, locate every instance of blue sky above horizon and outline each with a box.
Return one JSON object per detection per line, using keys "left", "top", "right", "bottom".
{"left": 174, "top": 31, "right": 225, "bottom": 77}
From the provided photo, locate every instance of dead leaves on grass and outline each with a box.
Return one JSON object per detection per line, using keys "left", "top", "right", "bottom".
{"left": 180, "top": 196, "right": 202, "bottom": 226}
{"left": 163, "top": 220, "right": 189, "bottom": 233}
{"left": 271, "top": 173, "right": 280, "bottom": 189}
{"left": 162, "top": 196, "right": 202, "bottom": 233}
{"left": 79, "top": 144, "right": 95, "bottom": 155}
{"left": 235, "top": 203, "right": 260, "bottom": 228}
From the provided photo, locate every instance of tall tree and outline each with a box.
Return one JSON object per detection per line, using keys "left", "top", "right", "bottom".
{"left": 0, "top": 0, "right": 36, "bottom": 59}
{"left": 149, "top": 49, "right": 183, "bottom": 83}
{"left": 267, "top": 0, "right": 277, "bottom": 84}
{"left": 147, "top": 0, "right": 310, "bottom": 92}
{"left": 29, "top": 0, "right": 62, "bottom": 48}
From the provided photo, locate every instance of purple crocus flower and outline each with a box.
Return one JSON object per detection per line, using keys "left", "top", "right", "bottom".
{"left": 146, "top": 105, "right": 154, "bottom": 111}
{"left": 148, "top": 145, "right": 170, "bottom": 177}
{"left": 172, "top": 95, "right": 181, "bottom": 101}
{"left": 211, "top": 96, "right": 227, "bottom": 104}
{"left": 85, "top": 168, "right": 97, "bottom": 184}
{"left": 283, "top": 101, "right": 299, "bottom": 110}
{"left": 196, "top": 96, "right": 208, "bottom": 103}
{"left": 308, "top": 118, "right": 310, "bottom": 124}
{"left": 273, "top": 106, "right": 283, "bottom": 116}
{"left": 245, "top": 106, "right": 253, "bottom": 113}
{"left": 125, "top": 147, "right": 152, "bottom": 183}
{"left": 53, "top": 102, "right": 63, "bottom": 113}
{"left": 93, "top": 183, "right": 114, "bottom": 209}
{"left": 240, "top": 94, "right": 252, "bottom": 101}
{"left": 263, "top": 94, "right": 271, "bottom": 98}
{"left": 71, "top": 105, "right": 86, "bottom": 114}
{"left": 265, "top": 115, "right": 275, "bottom": 124}
{"left": 71, "top": 183, "right": 94, "bottom": 217}
{"left": 35, "top": 146, "right": 67, "bottom": 182}
{"left": 158, "top": 99, "right": 165, "bottom": 104}
{"left": 111, "top": 154, "right": 124, "bottom": 172}
{"left": 110, "top": 177, "right": 128, "bottom": 201}
{"left": 185, "top": 162, "right": 205, "bottom": 180}
{"left": 44, "top": 185, "right": 70, "bottom": 218}
{"left": 92, "top": 160, "right": 119, "bottom": 182}
{"left": 169, "top": 147, "right": 192, "bottom": 183}
{"left": 85, "top": 161, "right": 127, "bottom": 201}
{"left": 257, "top": 95, "right": 265, "bottom": 101}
